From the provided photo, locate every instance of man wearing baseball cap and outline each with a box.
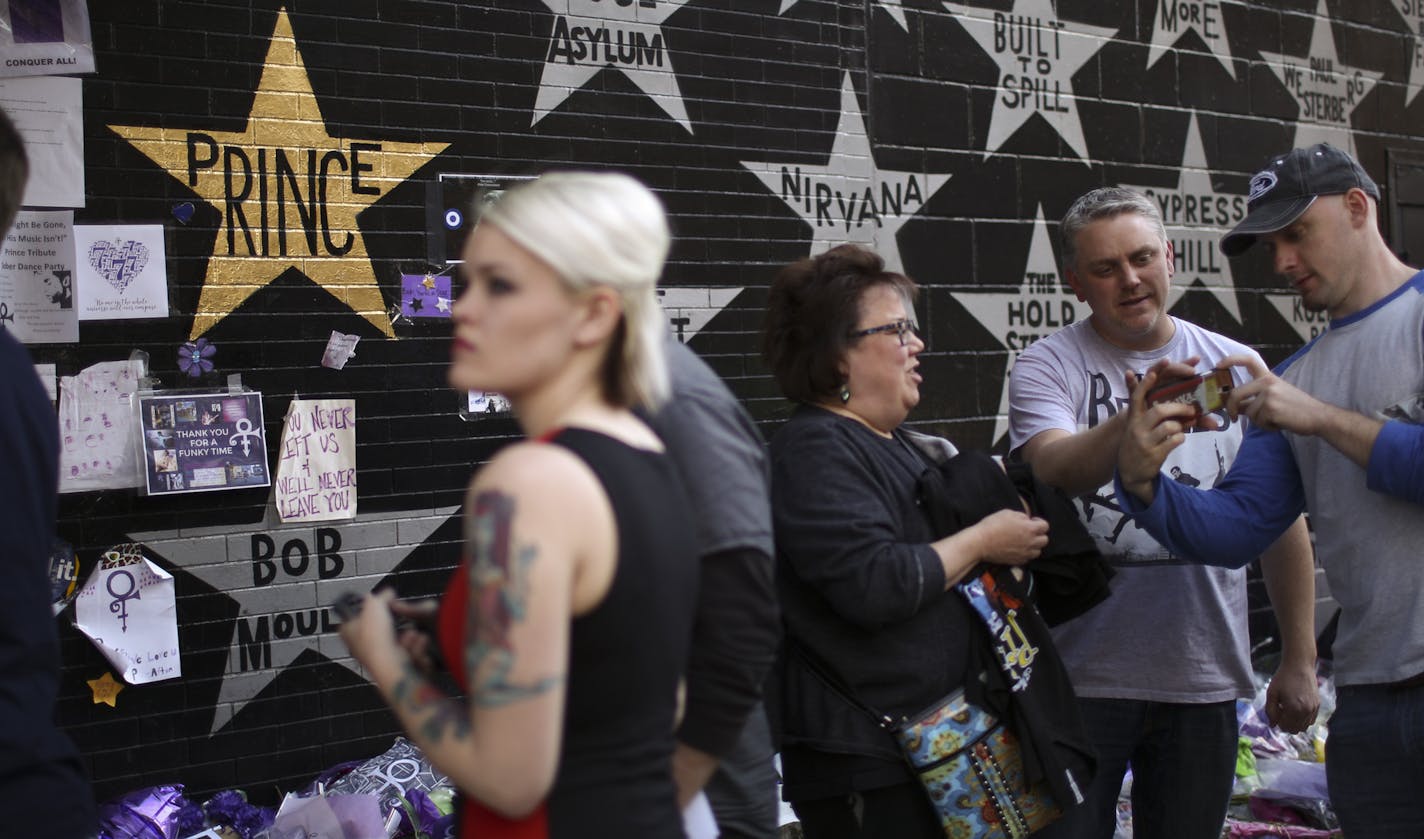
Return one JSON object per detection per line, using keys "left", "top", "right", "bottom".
{"left": 1113, "top": 142, "right": 1424, "bottom": 834}
{"left": 1219, "top": 143, "right": 1382, "bottom": 257}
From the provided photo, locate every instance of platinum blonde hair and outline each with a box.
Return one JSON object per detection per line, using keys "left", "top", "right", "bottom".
{"left": 479, "top": 171, "right": 671, "bottom": 409}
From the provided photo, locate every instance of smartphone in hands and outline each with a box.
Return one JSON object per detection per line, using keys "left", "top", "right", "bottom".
{"left": 1146, "top": 368, "right": 1234, "bottom": 417}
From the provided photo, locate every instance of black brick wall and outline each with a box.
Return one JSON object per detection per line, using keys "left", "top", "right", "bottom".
{"left": 29, "top": 0, "right": 1387, "bottom": 804}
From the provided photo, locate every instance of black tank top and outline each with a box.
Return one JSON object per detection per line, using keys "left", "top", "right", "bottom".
{"left": 441, "top": 428, "right": 699, "bottom": 837}
{"left": 443, "top": 428, "right": 700, "bottom": 836}
{"left": 548, "top": 428, "right": 699, "bottom": 836}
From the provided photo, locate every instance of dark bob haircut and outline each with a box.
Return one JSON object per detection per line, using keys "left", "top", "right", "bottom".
{"left": 762, "top": 244, "right": 918, "bottom": 405}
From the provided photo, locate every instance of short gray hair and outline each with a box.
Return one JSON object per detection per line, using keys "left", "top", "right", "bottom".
{"left": 1060, "top": 187, "right": 1168, "bottom": 270}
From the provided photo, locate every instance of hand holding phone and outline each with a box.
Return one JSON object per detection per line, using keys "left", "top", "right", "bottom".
{"left": 391, "top": 598, "right": 445, "bottom": 673}
{"left": 1146, "top": 368, "right": 1234, "bottom": 417}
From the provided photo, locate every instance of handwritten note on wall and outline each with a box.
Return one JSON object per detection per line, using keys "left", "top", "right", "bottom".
{"left": 58, "top": 359, "right": 145, "bottom": 493}
{"left": 275, "top": 399, "right": 356, "bottom": 523}
{"left": 74, "top": 544, "right": 181, "bottom": 685}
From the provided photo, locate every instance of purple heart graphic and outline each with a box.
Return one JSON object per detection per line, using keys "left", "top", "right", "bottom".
{"left": 172, "top": 202, "right": 195, "bottom": 224}
{"left": 87, "top": 240, "right": 150, "bottom": 294}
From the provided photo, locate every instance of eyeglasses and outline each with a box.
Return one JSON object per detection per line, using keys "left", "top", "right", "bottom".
{"left": 849, "top": 318, "right": 919, "bottom": 346}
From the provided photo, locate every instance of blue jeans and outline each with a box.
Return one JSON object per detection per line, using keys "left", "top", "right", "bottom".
{"left": 1326, "top": 681, "right": 1424, "bottom": 837}
{"left": 1035, "top": 697, "right": 1236, "bottom": 839}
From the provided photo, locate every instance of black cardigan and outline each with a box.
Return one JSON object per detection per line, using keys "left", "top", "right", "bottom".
{"left": 769, "top": 407, "right": 979, "bottom": 800}
{"left": 770, "top": 410, "right": 1109, "bottom": 807}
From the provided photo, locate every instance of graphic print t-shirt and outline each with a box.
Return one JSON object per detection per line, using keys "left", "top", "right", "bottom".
{"left": 1008, "top": 317, "right": 1256, "bottom": 702}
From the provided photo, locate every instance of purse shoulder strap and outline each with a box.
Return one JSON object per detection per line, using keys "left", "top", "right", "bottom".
{"left": 786, "top": 636, "right": 896, "bottom": 729}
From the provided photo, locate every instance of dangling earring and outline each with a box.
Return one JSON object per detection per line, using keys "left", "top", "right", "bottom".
{"left": 839, "top": 384, "right": 851, "bottom": 404}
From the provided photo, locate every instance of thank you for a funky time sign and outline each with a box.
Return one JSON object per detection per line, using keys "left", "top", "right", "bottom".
{"left": 275, "top": 398, "right": 356, "bottom": 523}
{"left": 137, "top": 391, "right": 270, "bottom": 495}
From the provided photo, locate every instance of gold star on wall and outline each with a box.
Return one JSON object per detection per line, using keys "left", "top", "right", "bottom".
{"left": 88, "top": 671, "right": 124, "bottom": 707}
{"left": 109, "top": 8, "right": 449, "bottom": 338}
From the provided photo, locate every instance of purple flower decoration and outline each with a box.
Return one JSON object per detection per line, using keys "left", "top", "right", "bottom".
{"left": 174, "top": 799, "right": 205, "bottom": 836}
{"left": 203, "top": 790, "right": 275, "bottom": 839}
{"left": 177, "top": 338, "right": 216, "bottom": 378}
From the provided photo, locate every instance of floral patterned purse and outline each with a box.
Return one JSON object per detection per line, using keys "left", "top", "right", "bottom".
{"left": 892, "top": 687, "right": 1062, "bottom": 839}
{"left": 792, "top": 634, "right": 1064, "bottom": 839}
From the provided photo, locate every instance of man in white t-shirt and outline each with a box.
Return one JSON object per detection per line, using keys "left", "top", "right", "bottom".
{"left": 1006, "top": 187, "right": 1319, "bottom": 838}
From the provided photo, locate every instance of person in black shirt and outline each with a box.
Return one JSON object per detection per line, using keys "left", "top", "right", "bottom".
{"left": 650, "top": 336, "right": 781, "bottom": 838}
{"left": 762, "top": 244, "right": 1048, "bottom": 837}
{"left": 0, "top": 106, "right": 98, "bottom": 839}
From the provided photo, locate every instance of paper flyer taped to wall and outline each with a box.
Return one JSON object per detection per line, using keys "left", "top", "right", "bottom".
{"left": 74, "top": 224, "right": 169, "bottom": 320}
{"left": 321, "top": 330, "right": 360, "bottom": 369}
{"left": 275, "top": 398, "right": 357, "bottom": 523}
{"left": 0, "top": 75, "right": 83, "bottom": 207}
{"left": 74, "top": 543, "right": 181, "bottom": 685}
{"left": 400, "top": 272, "right": 452, "bottom": 318}
{"left": 136, "top": 390, "right": 269, "bottom": 495}
{"left": 0, "top": 210, "right": 78, "bottom": 344}
{"left": 58, "top": 358, "right": 145, "bottom": 493}
{"left": 0, "top": 0, "right": 95, "bottom": 79}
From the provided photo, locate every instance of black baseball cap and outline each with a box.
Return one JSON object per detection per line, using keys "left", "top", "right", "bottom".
{"left": 1220, "top": 143, "right": 1380, "bottom": 256}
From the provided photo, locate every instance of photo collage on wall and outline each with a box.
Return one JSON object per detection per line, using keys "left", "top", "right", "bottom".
{"left": 137, "top": 391, "right": 268, "bottom": 495}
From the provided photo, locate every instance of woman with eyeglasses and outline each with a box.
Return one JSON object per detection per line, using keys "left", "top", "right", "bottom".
{"left": 763, "top": 244, "right": 1049, "bottom": 837}
{"left": 338, "top": 172, "right": 699, "bottom": 838}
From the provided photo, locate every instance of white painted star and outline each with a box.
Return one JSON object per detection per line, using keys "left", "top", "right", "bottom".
{"left": 133, "top": 508, "right": 458, "bottom": 733}
{"left": 1122, "top": 113, "right": 1246, "bottom": 324}
{"left": 954, "top": 206, "right": 1087, "bottom": 448}
{"left": 779, "top": 0, "right": 907, "bottom": 30}
{"left": 1146, "top": 0, "right": 1238, "bottom": 78}
{"left": 658, "top": 287, "right": 743, "bottom": 343}
{"left": 1259, "top": 0, "right": 1382, "bottom": 155}
{"left": 534, "top": 0, "right": 694, "bottom": 133}
{"left": 739, "top": 73, "right": 951, "bottom": 274}
{"left": 1264, "top": 293, "right": 1331, "bottom": 344}
{"left": 944, "top": 0, "right": 1116, "bottom": 160}
{"left": 1389, "top": 0, "right": 1424, "bottom": 106}
{"left": 435, "top": 296, "right": 451, "bottom": 313}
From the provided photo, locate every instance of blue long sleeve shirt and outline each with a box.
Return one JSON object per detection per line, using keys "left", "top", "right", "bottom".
{"left": 1116, "top": 272, "right": 1424, "bottom": 685}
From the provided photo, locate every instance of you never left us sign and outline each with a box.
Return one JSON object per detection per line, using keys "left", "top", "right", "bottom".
{"left": 274, "top": 398, "right": 357, "bottom": 523}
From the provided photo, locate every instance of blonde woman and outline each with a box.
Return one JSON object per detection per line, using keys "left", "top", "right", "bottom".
{"left": 340, "top": 173, "right": 699, "bottom": 838}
